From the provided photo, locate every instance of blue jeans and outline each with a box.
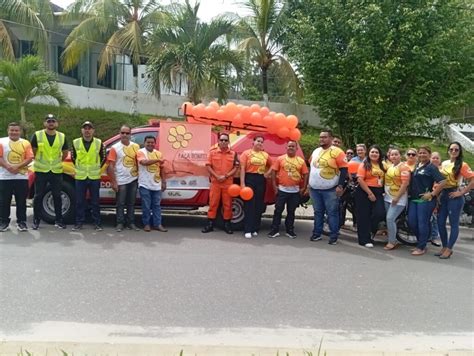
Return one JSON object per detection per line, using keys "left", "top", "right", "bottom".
{"left": 408, "top": 200, "right": 436, "bottom": 250}
{"left": 437, "top": 190, "right": 465, "bottom": 249}
{"left": 384, "top": 202, "right": 405, "bottom": 244}
{"left": 139, "top": 187, "right": 163, "bottom": 227}
{"left": 430, "top": 214, "right": 439, "bottom": 239}
{"left": 310, "top": 187, "right": 339, "bottom": 240}
{"left": 75, "top": 178, "right": 101, "bottom": 225}
{"left": 116, "top": 180, "right": 138, "bottom": 225}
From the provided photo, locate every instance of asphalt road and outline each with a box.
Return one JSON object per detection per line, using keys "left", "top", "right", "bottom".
{"left": 0, "top": 209, "right": 473, "bottom": 352}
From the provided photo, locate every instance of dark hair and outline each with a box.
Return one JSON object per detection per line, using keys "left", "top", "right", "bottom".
{"left": 448, "top": 141, "right": 463, "bottom": 179}
{"left": 363, "top": 145, "right": 385, "bottom": 172}
{"left": 287, "top": 140, "right": 298, "bottom": 146}
{"left": 143, "top": 135, "right": 156, "bottom": 143}
{"left": 253, "top": 135, "right": 264, "bottom": 142}
{"left": 418, "top": 145, "right": 432, "bottom": 154}
{"left": 333, "top": 135, "right": 341, "bottom": 140}
{"left": 8, "top": 122, "right": 21, "bottom": 128}
{"left": 321, "top": 129, "right": 333, "bottom": 138}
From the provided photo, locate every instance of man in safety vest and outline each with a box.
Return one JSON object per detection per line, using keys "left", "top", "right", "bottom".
{"left": 0, "top": 122, "right": 34, "bottom": 232}
{"left": 71, "top": 121, "right": 106, "bottom": 231}
{"left": 107, "top": 125, "right": 140, "bottom": 232}
{"left": 31, "top": 114, "right": 69, "bottom": 230}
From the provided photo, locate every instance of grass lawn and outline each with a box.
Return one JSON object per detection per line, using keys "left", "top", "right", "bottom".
{"left": 1, "top": 100, "right": 472, "bottom": 167}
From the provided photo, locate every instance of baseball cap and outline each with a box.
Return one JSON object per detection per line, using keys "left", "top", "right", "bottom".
{"left": 44, "top": 114, "right": 57, "bottom": 121}
{"left": 81, "top": 121, "right": 94, "bottom": 128}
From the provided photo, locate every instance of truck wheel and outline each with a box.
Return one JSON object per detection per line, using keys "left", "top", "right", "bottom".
{"left": 39, "top": 180, "right": 76, "bottom": 224}
{"left": 216, "top": 197, "right": 245, "bottom": 231}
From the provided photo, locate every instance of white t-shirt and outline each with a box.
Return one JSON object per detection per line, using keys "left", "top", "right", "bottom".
{"left": 137, "top": 147, "right": 163, "bottom": 191}
{"left": 0, "top": 137, "right": 33, "bottom": 180}
{"left": 308, "top": 146, "right": 346, "bottom": 189}
{"left": 108, "top": 141, "right": 139, "bottom": 185}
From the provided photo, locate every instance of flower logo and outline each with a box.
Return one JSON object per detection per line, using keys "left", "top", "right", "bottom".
{"left": 168, "top": 125, "right": 193, "bottom": 149}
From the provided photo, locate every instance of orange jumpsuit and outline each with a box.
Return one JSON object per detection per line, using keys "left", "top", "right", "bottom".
{"left": 206, "top": 147, "right": 238, "bottom": 220}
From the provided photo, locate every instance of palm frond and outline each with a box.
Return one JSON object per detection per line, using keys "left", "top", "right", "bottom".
{"left": 0, "top": 21, "right": 15, "bottom": 61}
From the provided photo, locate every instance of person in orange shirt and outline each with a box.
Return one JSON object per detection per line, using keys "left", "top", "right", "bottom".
{"left": 0, "top": 122, "right": 34, "bottom": 232}
{"left": 240, "top": 135, "right": 272, "bottom": 238}
{"left": 355, "top": 145, "right": 386, "bottom": 248}
{"left": 268, "top": 140, "right": 308, "bottom": 239}
{"left": 202, "top": 132, "right": 239, "bottom": 234}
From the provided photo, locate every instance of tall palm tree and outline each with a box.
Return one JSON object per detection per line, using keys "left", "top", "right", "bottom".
{"left": 0, "top": 56, "right": 68, "bottom": 134}
{"left": 0, "top": 0, "right": 53, "bottom": 61}
{"left": 146, "top": 0, "right": 243, "bottom": 104}
{"left": 237, "top": 0, "right": 301, "bottom": 106}
{"left": 61, "top": 0, "right": 164, "bottom": 116}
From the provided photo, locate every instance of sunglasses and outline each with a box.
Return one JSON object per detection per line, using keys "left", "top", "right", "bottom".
{"left": 346, "top": 152, "right": 354, "bottom": 155}
{"left": 219, "top": 139, "right": 229, "bottom": 142}
{"left": 121, "top": 131, "right": 131, "bottom": 135}
{"left": 46, "top": 119, "right": 57, "bottom": 123}
{"left": 407, "top": 153, "right": 417, "bottom": 156}
{"left": 449, "top": 148, "right": 459, "bottom": 152}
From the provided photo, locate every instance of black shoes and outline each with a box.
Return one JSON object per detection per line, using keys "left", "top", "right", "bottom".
{"left": 32, "top": 219, "right": 40, "bottom": 230}
{"left": 202, "top": 220, "right": 214, "bottom": 233}
{"left": 310, "top": 235, "right": 322, "bottom": 241}
{"left": 223, "top": 221, "right": 233, "bottom": 235}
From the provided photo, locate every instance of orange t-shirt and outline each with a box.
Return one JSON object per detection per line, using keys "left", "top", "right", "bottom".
{"left": 240, "top": 149, "right": 271, "bottom": 174}
{"left": 357, "top": 163, "right": 384, "bottom": 188}
{"left": 272, "top": 154, "right": 308, "bottom": 187}
{"left": 206, "top": 147, "right": 238, "bottom": 183}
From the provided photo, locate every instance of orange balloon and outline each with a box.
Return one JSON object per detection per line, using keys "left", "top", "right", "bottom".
{"left": 192, "top": 103, "right": 206, "bottom": 118}
{"left": 225, "top": 102, "right": 238, "bottom": 118}
{"left": 209, "top": 101, "right": 219, "bottom": 109}
{"left": 277, "top": 126, "right": 290, "bottom": 138}
{"left": 287, "top": 115, "right": 298, "bottom": 129}
{"left": 250, "top": 104, "right": 261, "bottom": 112}
{"left": 216, "top": 109, "right": 226, "bottom": 120}
{"left": 274, "top": 113, "right": 286, "bottom": 121}
{"left": 262, "top": 115, "right": 272, "bottom": 128}
{"left": 241, "top": 106, "right": 252, "bottom": 122}
{"left": 250, "top": 112, "right": 262, "bottom": 125}
{"left": 181, "top": 101, "right": 193, "bottom": 115}
{"left": 233, "top": 113, "right": 243, "bottom": 127}
{"left": 289, "top": 128, "right": 301, "bottom": 141}
{"left": 204, "top": 105, "right": 217, "bottom": 118}
{"left": 240, "top": 186, "right": 254, "bottom": 201}
{"left": 348, "top": 160, "right": 361, "bottom": 175}
{"left": 260, "top": 106, "right": 270, "bottom": 117}
{"left": 228, "top": 184, "right": 241, "bottom": 197}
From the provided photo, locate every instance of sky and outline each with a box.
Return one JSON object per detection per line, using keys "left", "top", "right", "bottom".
{"left": 51, "top": 0, "right": 249, "bottom": 22}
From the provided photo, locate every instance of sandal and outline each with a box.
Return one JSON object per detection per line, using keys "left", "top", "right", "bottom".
{"left": 384, "top": 243, "right": 399, "bottom": 250}
{"left": 411, "top": 248, "right": 426, "bottom": 256}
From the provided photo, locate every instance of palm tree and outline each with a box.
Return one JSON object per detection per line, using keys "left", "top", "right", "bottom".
{"left": 0, "top": 55, "right": 68, "bottom": 133}
{"left": 0, "top": 0, "right": 53, "bottom": 61}
{"left": 61, "top": 0, "right": 164, "bottom": 116}
{"left": 237, "top": 0, "right": 301, "bottom": 106}
{"left": 146, "top": 0, "right": 243, "bottom": 104}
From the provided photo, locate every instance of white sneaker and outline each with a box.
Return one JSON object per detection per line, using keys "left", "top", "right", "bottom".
{"left": 364, "top": 243, "right": 374, "bottom": 248}
{"left": 244, "top": 233, "right": 252, "bottom": 239}
{"left": 252, "top": 231, "right": 258, "bottom": 236}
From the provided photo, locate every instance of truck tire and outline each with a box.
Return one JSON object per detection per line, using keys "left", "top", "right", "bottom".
{"left": 39, "top": 180, "right": 76, "bottom": 224}
{"left": 216, "top": 197, "right": 246, "bottom": 231}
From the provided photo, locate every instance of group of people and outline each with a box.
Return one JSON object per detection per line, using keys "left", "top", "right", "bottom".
{"left": 0, "top": 115, "right": 167, "bottom": 233}
{"left": 1, "top": 116, "right": 472, "bottom": 260}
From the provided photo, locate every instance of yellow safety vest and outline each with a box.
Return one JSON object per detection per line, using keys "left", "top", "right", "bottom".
{"left": 73, "top": 137, "right": 102, "bottom": 180}
{"left": 33, "top": 130, "right": 65, "bottom": 173}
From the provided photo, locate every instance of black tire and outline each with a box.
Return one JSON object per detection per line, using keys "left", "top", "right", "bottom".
{"left": 216, "top": 197, "right": 245, "bottom": 231}
{"left": 39, "top": 179, "right": 76, "bottom": 224}
{"left": 395, "top": 214, "right": 418, "bottom": 246}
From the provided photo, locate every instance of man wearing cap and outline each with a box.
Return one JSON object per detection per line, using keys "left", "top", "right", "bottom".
{"left": 0, "top": 122, "right": 34, "bottom": 232}
{"left": 30, "top": 114, "right": 68, "bottom": 229}
{"left": 71, "top": 121, "right": 106, "bottom": 231}
{"left": 107, "top": 125, "right": 140, "bottom": 232}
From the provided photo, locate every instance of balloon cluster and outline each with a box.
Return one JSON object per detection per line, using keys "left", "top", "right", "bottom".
{"left": 181, "top": 101, "right": 301, "bottom": 141}
{"left": 228, "top": 184, "right": 254, "bottom": 201}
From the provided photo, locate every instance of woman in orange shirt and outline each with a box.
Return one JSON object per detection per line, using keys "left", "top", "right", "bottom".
{"left": 355, "top": 145, "right": 386, "bottom": 247}
{"left": 240, "top": 135, "right": 272, "bottom": 238}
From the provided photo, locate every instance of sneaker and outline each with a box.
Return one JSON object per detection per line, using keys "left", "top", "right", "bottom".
{"left": 0, "top": 223, "right": 10, "bottom": 232}
{"left": 54, "top": 222, "right": 67, "bottom": 229}
{"left": 17, "top": 222, "right": 28, "bottom": 232}
{"left": 364, "top": 243, "right": 374, "bottom": 248}
{"left": 252, "top": 231, "right": 258, "bottom": 236}
{"left": 116, "top": 223, "right": 124, "bottom": 232}
{"left": 285, "top": 231, "right": 297, "bottom": 239}
{"left": 310, "top": 235, "right": 322, "bottom": 242}
{"left": 244, "top": 232, "right": 252, "bottom": 239}
{"left": 94, "top": 225, "right": 103, "bottom": 231}
{"left": 268, "top": 230, "right": 280, "bottom": 238}
{"left": 144, "top": 225, "right": 151, "bottom": 232}
{"left": 72, "top": 224, "right": 82, "bottom": 231}
{"left": 32, "top": 220, "right": 40, "bottom": 230}
{"left": 328, "top": 239, "right": 338, "bottom": 245}
{"left": 127, "top": 223, "right": 140, "bottom": 231}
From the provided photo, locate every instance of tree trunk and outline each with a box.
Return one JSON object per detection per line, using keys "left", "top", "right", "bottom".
{"left": 20, "top": 105, "right": 26, "bottom": 126}
{"left": 261, "top": 66, "right": 269, "bottom": 107}
{"left": 129, "top": 64, "right": 139, "bottom": 116}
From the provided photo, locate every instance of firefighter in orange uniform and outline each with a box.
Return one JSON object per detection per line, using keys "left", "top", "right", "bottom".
{"left": 202, "top": 132, "right": 239, "bottom": 234}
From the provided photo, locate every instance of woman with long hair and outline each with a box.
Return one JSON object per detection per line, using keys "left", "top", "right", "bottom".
{"left": 355, "top": 145, "right": 386, "bottom": 248}
{"left": 405, "top": 148, "right": 418, "bottom": 172}
{"left": 436, "top": 142, "right": 474, "bottom": 259}
{"left": 408, "top": 146, "right": 445, "bottom": 256}
{"left": 383, "top": 148, "right": 411, "bottom": 250}
{"left": 240, "top": 135, "right": 272, "bottom": 239}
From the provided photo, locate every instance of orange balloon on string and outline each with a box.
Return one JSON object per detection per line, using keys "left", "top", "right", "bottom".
{"left": 225, "top": 102, "right": 238, "bottom": 118}
{"left": 277, "top": 126, "right": 290, "bottom": 138}
{"left": 192, "top": 103, "right": 206, "bottom": 118}
{"left": 262, "top": 115, "right": 272, "bottom": 128}
{"left": 250, "top": 112, "right": 262, "bottom": 125}
{"left": 240, "top": 186, "right": 254, "bottom": 201}
{"left": 241, "top": 106, "right": 252, "bottom": 122}
{"left": 228, "top": 184, "right": 241, "bottom": 197}
{"left": 233, "top": 113, "right": 243, "bottom": 127}
{"left": 204, "top": 105, "right": 217, "bottom": 118}
{"left": 289, "top": 128, "right": 301, "bottom": 141}
{"left": 216, "top": 109, "right": 226, "bottom": 120}
{"left": 348, "top": 160, "right": 361, "bottom": 175}
{"left": 250, "top": 104, "right": 261, "bottom": 112}
{"left": 209, "top": 101, "right": 219, "bottom": 109}
{"left": 260, "top": 106, "right": 270, "bottom": 117}
{"left": 287, "top": 115, "right": 298, "bottom": 129}
{"left": 181, "top": 101, "right": 193, "bottom": 115}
